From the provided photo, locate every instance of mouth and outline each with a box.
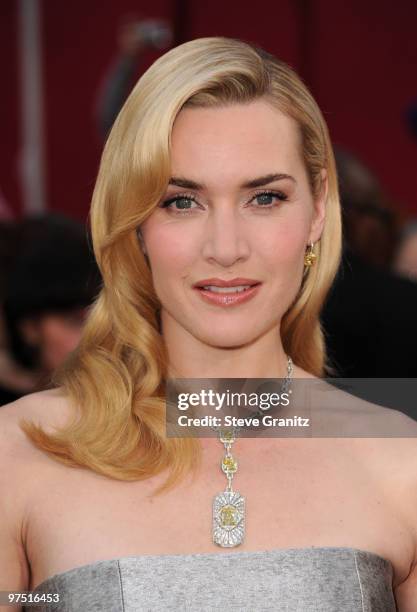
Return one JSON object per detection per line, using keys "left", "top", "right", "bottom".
{"left": 193, "top": 279, "right": 262, "bottom": 307}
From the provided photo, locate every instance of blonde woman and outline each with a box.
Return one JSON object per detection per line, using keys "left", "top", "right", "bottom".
{"left": 1, "top": 37, "right": 416, "bottom": 611}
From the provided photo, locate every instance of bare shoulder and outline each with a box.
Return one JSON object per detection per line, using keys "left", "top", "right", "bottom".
{"left": 292, "top": 372, "right": 417, "bottom": 485}
{"left": 0, "top": 389, "right": 76, "bottom": 593}
{"left": 0, "top": 387, "right": 76, "bottom": 462}
{"left": 286, "top": 363, "right": 417, "bottom": 600}
{"left": 0, "top": 386, "right": 76, "bottom": 487}
{"left": 313, "top": 382, "right": 417, "bottom": 523}
{"left": 302, "top": 375, "right": 417, "bottom": 437}
{"left": 1, "top": 386, "right": 75, "bottom": 424}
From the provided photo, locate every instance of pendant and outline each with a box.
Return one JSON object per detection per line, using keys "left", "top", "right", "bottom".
{"left": 212, "top": 490, "right": 245, "bottom": 547}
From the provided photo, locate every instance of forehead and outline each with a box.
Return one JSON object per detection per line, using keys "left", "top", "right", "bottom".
{"left": 170, "top": 100, "right": 302, "bottom": 183}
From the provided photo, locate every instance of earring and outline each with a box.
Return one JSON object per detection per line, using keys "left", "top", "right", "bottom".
{"left": 304, "top": 242, "right": 317, "bottom": 267}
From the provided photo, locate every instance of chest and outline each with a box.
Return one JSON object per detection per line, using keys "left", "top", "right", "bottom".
{"left": 26, "top": 439, "right": 411, "bottom": 589}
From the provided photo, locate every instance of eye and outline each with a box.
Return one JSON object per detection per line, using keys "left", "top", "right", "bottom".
{"left": 251, "top": 190, "right": 288, "bottom": 207}
{"left": 159, "top": 194, "right": 199, "bottom": 214}
{"left": 159, "top": 189, "right": 288, "bottom": 215}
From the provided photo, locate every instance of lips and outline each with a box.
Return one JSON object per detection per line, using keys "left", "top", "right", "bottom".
{"left": 193, "top": 278, "right": 261, "bottom": 307}
{"left": 194, "top": 278, "right": 260, "bottom": 288}
{"left": 194, "top": 283, "right": 261, "bottom": 308}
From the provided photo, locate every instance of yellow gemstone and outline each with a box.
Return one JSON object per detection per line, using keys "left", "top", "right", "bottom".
{"left": 305, "top": 252, "right": 317, "bottom": 266}
{"left": 220, "top": 504, "right": 238, "bottom": 527}
{"left": 220, "top": 429, "right": 235, "bottom": 443}
{"left": 222, "top": 456, "right": 238, "bottom": 473}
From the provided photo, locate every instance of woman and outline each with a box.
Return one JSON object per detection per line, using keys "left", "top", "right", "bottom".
{"left": 0, "top": 213, "right": 101, "bottom": 406}
{"left": 394, "top": 220, "right": 417, "bottom": 282}
{"left": 1, "top": 37, "right": 416, "bottom": 611}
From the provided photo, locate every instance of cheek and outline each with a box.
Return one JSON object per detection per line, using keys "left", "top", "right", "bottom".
{"left": 260, "top": 219, "right": 308, "bottom": 270}
{"left": 145, "top": 224, "right": 200, "bottom": 290}
{"left": 41, "top": 320, "right": 82, "bottom": 355}
{"left": 403, "top": 238, "right": 417, "bottom": 264}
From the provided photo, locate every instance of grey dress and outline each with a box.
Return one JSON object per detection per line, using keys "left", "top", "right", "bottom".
{"left": 26, "top": 546, "right": 396, "bottom": 611}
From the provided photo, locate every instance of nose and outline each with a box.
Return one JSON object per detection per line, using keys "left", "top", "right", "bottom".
{"left": 201, "top": 203, "right": 250, "bottom": 267}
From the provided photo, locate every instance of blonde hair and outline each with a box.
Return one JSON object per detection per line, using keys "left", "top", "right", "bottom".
{"left": 20, "top": 37, "right": 342, "bottom": 494}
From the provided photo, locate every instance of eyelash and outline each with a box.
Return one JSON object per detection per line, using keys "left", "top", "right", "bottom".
{"left": 159, "top": 190, "right": 288, "bottom": 215}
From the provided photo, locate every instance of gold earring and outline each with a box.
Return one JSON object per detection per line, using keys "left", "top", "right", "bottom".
{"left": 304, "top": 242, "right": 317, "bottom": 267}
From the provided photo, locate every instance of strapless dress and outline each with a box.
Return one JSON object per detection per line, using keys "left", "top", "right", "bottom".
{"left": 25, "top": 546, "right": 396, "bottom": 611}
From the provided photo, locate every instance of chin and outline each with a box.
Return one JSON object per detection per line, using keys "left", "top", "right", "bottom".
{"left": 195, "top": 325, "right": 261, "bottom": 349}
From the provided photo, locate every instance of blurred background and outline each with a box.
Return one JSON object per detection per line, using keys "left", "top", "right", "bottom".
{"left": 1, "top": 0, "right": 417, "bottom": 404}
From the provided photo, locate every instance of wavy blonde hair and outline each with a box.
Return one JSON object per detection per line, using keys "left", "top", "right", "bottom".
{"left": 20, "top": 37, "right": 342, "bottom": 494}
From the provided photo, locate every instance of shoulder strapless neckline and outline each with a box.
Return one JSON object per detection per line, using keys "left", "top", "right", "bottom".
{"left": 33, "top": 545, "right": 393, "bottom": 591}
{"left": 30, "top": 546, "right": 396, "bottom": 611}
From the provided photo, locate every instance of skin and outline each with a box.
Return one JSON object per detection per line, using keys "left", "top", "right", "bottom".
{"left": 0, "top": 308, "right": 88, "bottom": 396}
{"left": 19, "top": 308, "right": 88, "bottom": 373}
{"left": 394, "top": 231, "right": 417, "bottom": 281}
{"left": 140, "top": 100, "right": 326, "bottom": 380}
{"left": 1, "top": 101, "right": 417, "bottom": 609}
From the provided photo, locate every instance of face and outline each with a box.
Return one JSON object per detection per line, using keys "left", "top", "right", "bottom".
{"left": 394, "top": 232, "right": 417, "bottom": 281}
{"left": 140, "top": 100, "right": 326, "bottom": 348}
{"left": 20, "top": 308, "right": 88, "bottom": 372}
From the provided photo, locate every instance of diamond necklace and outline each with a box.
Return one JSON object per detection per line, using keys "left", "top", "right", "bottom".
{"left": 211, "top": 355, "right": 294, "bottom": 548}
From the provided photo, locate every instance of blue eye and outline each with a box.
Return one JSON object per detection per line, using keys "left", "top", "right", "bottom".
{"left": 159, "top": 189, "right": 288, "bottom": 216}
{"left": 252, "top": 191, "right": 287, "bottom": 207}
{"left": 160, "top": 195, "right": 198, "bottom": 213}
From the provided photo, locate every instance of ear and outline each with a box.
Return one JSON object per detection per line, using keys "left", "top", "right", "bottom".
{"left": 308, "top": 169, "right": 327, "bottom": 244}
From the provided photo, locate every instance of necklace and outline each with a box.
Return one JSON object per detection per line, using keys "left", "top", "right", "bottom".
{"left": 212, "top": 355, "right": 294, "bottom": 548}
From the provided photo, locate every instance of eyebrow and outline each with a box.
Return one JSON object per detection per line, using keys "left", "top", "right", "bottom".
{"left": 168, "top": 173, "right": 296, "bottom": 190}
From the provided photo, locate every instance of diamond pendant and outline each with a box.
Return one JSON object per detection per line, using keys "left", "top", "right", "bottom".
{"left": 212, "top": 490, "right": 245, "bottom": 547}
{"left": 211, "top": 358, "right": 293, "bottom": 548}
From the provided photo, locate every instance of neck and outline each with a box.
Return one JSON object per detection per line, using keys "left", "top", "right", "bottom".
{"left": 161, "top": 312, "right": 289, "bottom": 380}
